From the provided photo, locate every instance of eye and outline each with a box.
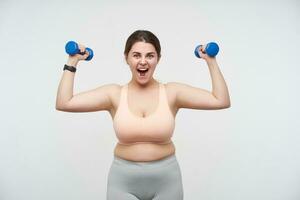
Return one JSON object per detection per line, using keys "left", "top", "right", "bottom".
{"left": 133, "top": 54, "right": 140, "bottom": 58}
{"left": 147, "top": 54, "right": 154, "bottom": 58}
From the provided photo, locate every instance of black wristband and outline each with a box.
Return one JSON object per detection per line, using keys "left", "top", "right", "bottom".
{"left": 63, "top": 64, "right": 76, "bottom": 72}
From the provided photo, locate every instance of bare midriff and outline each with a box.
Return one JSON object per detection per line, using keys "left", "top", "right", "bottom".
{"left": 114, "top": 141, "right": 176, "bottom": 162}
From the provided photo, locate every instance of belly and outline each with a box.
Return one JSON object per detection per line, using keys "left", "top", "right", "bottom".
{"left": 114, "top": 141, "right": 176, "bottom": 162}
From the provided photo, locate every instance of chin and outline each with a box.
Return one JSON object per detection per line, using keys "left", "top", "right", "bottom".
{"left": 136, "top": 76, "right": 153, "bottom": 84}
{"left": 137, "top": 78, "right": 149, "bottom": 84}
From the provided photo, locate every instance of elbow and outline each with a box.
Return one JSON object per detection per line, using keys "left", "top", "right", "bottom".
{"left": 56, "top": 105, "right": 63, "bottom": 111}
{"left": 55, "top": 104, "right": 65, "bottom": 111}
{"left": 55, "top": 99, "right": 69, "bottom": 111}
{"left": 218, "top": 96, "right": 231, "bottom": 109}
{"left": 213, "top": 95, "right": 231, "bottom": 109}
{"left": 221, "top": 102, "right": 231, "bottom": 109}
{"left": 224, "top": 104, "right": 231, "bottom": 109}
{"left": 216, "top": 100, "right": 231, "bottom": 109}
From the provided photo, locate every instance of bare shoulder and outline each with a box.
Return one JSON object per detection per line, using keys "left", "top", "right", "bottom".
{"left": 106, "top": 83, "right": 121, "bottom": 92}
{"left": 105, "top": 83, "right": 123, "bottom": 110}
{"left": 164, "top": 81, "right": 183, "bottom": 94}
{"left": 94, "top": 83, "right": 122, "bottom": 111}
{"left": 165, "top": 81, "right": 207, "bottom": 95}
{"left": 105, "top": 83, "right": 122, "bottom": 99}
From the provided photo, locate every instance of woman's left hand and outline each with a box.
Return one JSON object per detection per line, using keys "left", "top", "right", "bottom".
{"left": 198, "top": 44, "right": 217, "bottom": 63}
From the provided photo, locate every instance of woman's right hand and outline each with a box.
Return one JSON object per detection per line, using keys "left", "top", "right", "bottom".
{"left": 66, "top": 43, "right": 90, "bottom": 67}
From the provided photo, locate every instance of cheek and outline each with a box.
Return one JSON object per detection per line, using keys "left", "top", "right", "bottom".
{"left": 126, "top": 60, "right": 136, "bottom": 68}
{"left": 148, "top": 59, "right": 158, "bottom": 66}
{"left": 128, "top": 59, "right": 138, "bottom": 65}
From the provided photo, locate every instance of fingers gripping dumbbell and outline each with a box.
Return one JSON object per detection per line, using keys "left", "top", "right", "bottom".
{"left": 194, "top": 42, "right": 219, "bottom": 58}
{"left": 65, "top": 41, "right": 94, "bottom": 61}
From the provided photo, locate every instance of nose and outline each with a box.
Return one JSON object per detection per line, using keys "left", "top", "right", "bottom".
{"left": 140, "top": 57, "right": 147, "bottom": 65}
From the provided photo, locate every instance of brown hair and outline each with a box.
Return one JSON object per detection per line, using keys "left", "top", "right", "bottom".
{"left": 124, "top": 30, "right": 161, "bottom": 58}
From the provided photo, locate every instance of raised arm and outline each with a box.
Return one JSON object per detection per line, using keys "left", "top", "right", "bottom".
{"left": 171, "top": 46, "right": 231, "bottom": 110}
{"left": 55, "top": 44, "right": 115, "bottom": 112}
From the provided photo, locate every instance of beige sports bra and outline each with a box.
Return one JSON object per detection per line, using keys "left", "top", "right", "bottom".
{"left": 113, "top": 82, "right": 175, "bottom": 145}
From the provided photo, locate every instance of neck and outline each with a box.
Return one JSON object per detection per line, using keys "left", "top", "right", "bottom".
{"left": 128, "top": 77, "right": 159, "bottom": 90}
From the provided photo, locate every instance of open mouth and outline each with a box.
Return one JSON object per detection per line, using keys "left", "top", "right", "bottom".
{"left": 137, "top": 68, "right": 149, "bottom": 77}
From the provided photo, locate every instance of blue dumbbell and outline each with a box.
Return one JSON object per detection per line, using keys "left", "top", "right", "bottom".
{"left": 65, "top": 41, "right": 94, "bottom": 61}
{"left": 194, "top": 42, "right": 219, "bottom": 58}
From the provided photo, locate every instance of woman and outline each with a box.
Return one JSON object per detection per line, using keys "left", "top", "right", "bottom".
{"left": 56, "top": 30, "right": 231, "bottom": 200}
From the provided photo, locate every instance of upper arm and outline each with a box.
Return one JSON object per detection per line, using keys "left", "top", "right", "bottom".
{"left": 56, "top": 83, "right": 119, "bottom": 112}
{"left": 169, "top": 82, "right": 230, "bottom": 110}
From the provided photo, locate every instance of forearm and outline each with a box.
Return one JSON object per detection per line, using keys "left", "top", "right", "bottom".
{"left": 206, "top": 59, "right": 231, "bottom": 106}
{"left": 55, "top": 59, "right": 79, "bottom": 109}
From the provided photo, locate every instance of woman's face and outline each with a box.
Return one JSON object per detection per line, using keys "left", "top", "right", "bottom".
{"left": 125, "top": 41, "right": 160, "bottom": 84}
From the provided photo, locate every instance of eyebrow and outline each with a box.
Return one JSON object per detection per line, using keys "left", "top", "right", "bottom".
{"left": 132, "top": 51, "right": 155, "bottom": 54}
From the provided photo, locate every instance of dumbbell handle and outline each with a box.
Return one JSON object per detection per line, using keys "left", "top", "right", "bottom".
{"left": 194, "top": 42, "right": 219, "bottom": 58}
{"left": 65, "top": 41, "right": 94, "bottom": 61}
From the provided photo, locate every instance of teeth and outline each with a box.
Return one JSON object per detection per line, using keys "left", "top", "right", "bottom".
{"left": 137, "top": 68, "right": 148, "bottom": 71}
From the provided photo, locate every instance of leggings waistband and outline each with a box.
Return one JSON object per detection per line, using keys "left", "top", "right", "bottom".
{"left": 113, "top": 154, "right": 177, "bottom": 168}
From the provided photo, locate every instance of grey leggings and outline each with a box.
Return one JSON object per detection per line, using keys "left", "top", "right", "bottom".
{"left": 106, "top": 154, "right": 184, "bottom": 200}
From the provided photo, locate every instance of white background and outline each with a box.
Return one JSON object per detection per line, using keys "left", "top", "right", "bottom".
{"left": 1, "top": 0, "right": 299, "bottom": 199}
